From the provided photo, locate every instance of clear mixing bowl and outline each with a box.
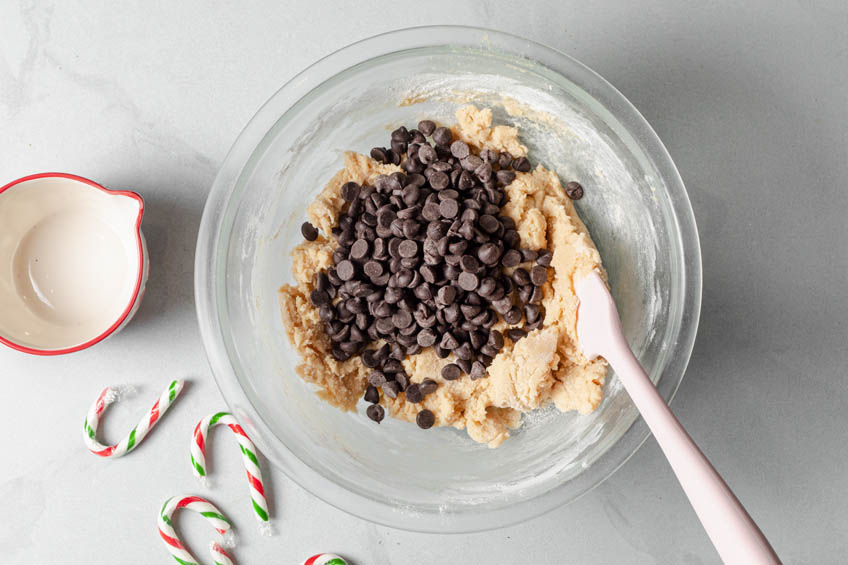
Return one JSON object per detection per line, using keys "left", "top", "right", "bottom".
{"left": 195, "top": 26, "right": 701, "bottom": 533}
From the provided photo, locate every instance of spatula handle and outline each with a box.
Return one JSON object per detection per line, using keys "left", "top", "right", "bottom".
{"left": 603, "top": 320, "right": 780, "bottom": 564}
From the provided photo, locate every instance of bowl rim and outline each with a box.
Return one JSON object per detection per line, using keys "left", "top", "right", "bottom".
{"left": 0, "top": 172, "right": 146, "bottom": 356}
{"left": 195, "top": 25, "right": 702, "bottom": 532}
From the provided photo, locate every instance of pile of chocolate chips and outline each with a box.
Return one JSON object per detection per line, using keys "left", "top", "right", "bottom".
{"left": 301, "top": 119, "right": 584, "bottom": 428}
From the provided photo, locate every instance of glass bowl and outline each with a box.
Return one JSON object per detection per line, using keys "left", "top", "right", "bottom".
{"left": 195, "top": 26, "right": 701, "bottom": 533}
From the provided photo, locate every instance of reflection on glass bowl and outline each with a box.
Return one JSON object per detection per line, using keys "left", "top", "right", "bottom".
{"left": 195, "top": 26, "right": 701, "bottom": 533}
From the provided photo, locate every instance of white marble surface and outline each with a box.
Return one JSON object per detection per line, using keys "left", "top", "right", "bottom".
{"left": 1, "top": 1, "right": 846, "bottom": 563}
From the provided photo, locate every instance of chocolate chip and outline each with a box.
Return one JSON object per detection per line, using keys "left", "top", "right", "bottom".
{"left": 309, "top": 290, "right": 330, "bottom": 306}
{"left": 350, "top": 239, "right": 369, "bottom": 260}
{"left": 474, "top": 162, "right": 493, "bottom": 182}
{"left": 455, "top": 342, "right": 473, "bottom": 360}
{"left": 470, "top": 361, "right": 487, "bottom": 380}
{"left": 419, "top": 379, "right": 438, "bottom": 395}
{"left": 478, "top": 277, "right": 497, "bottom": 298}
{"left": 315, "top": 272, "right": 331, "bottom": 292}
{"left": 373, "top": 343, "right": 389, "bottom": 362}
{"left": 364, "top": 385, "right": 380, "bottom": 404}
{"left": 441, "top": 363, "right": 461, "bottom": 380}
{"left": 439, "top": 198, "right": 459, "bottom": 219}
{"left": 503, "top": 230, "right": 521, "bottom": 248}
{"left": 375, "top": 317, "right": 394, "bottom": 334}
{"left": 364, "top": 261, "right": 384, "bottom": 278}
{"left": 378, "top": 209, "right": 396, "bottom": 229}
{"left": 458, "top": 271, "right": 479, "bottom": 291}
{"left": 437, "top": 285, "right": 456, "bottom": 305}
{"left": 432, "top": 127, "right": 452, "bottom": 145}
{"left": 361, "top": 350, "right": 378, "bottom": 368}
{"left": 498, "top": 151, "right": 513, "bottom": 169}
{"left": 504, "top": 306, "right": 523, "bottom": 325}
{"left": 460, "top": 255, "right": 479, "bottom": 272}
{"left": 331, "top": 347, "right": 350, "bottom": 361}
{"left": 513, "top": 156, "right": 531, "bottom": 172}
{"left": 415, "top": 328, "right": 436, "bottom": 347}
{"left": 496, "top": 170, "right": 515, "bottom": 186}
{"left": 366, "top": 404, "right": 385, "bottom": 423}
{"left": 430, "top": 171, "right": 450, "bottom": 190}
{"left": 418, "top": 120, "right": 436, "bottom": 136}
{"left": 392, "top": 309, "right": 413, "bottom": 329}
{"left": 383, "top": 358, "right": 403, "bottom": 373}
{"left": 440, "top": 331, "right": 459, "bottom": 350}
{"left": 319, "top": 305, "right": 335, "bottom": 322}
{"left": 382, "top": 380, "right": 400, "bottom": 399}
{"left": 422, "top": 202, "right": 442, "bottom": 222}
{"left": 530, "top": 265, "right": 548, "bottom": 286}
{"left": 477, "top": 243, "right": 500, "bottom": 265}
{"left": 402, "top": 220, "right": 420, "bottom": 240}
{"left": 398, "top": 239, "right": 418, "bottom": 258}
{"left": 368, "top": 371, "right": 387, "bottom": 387}
{"left": 457, "top": 358, "right": 472, "bottom": 373}
{"left": 502, "top": 249, "right": 521, "bottom": 268}
{"left": 458, "top": 170, "right": 475, "bottom": 189}
{"left": 461, "top": 154, "right": 483, "bottom": 171}
{"left": 416, "top": 409, "right": 435, "bottom": 429}
{"left": 333, "top": 260, "right": 355, "bottom": 282}
{"left": 525, "top": 304, "right": 542, "bottom": 324}
{"left": 301, "top": 222, "right": 319, "bottom": 241}
{"left": 341, "top": 182, "right": 361, "bottom": 202}
{"left": 565, "top": 181, "right": 584, "bottom": 200}
{"left": 517, "top": 284, "right": 532, "bottom": 304}
{"left": 520, "top": 249, "right": 538, "bottom": 263}
{"left": 468, "top": 330, "right": 485, "bottom": 349}
{"left": 479, "top": 214, "right": 500, "bottom": 234}
{"left": 492, "top": 296, "right": 513, "bottom": 315}
{"left": 442, "top": 305, "right": 460, "bottom": 325}
{"left": 450, "top": 140, "right": 470, "bottom": 159}
{"left": 488, "top": 329, "right": 504, "bottom": 349}
{"left": 507, "top": 328, "right": 527, "bottom": 341}
{"left": 529, "top": 285, "right": 543, "bottom": 304}
{"left": 418, "top": 144, "right": 437, "bottom": 164}
{"left": 513, "top": 268, "right": 530, "bottom": 286}
{"left": 391, "top": 126, "right": 410, "bottom": 142}
{"left": 370, "top": 147, "right": 389, "bottom": 163}
{"left": 481, "top": 148, "right": 500, "bottom": 164}
{"left": 406, "top": 383, "right": 423, "bottom": 403}
{"left": 458, "top": 221, "right": 475, "bottom": 240}
{"left": 536, "top": 250, "right": 552, "bottom": 267}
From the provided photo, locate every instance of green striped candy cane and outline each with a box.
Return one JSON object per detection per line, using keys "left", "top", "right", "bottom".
{"left": 191, "top": 412, "right": 270, "bottom": 534}
{"left": 158, "top": 494, "right": 236, "bottom": 565}
{"left": 83, "top": 379, "right": 184, "bottom": 457}
{"left": 303, "top": 554, "right": 348, "bottom": 565}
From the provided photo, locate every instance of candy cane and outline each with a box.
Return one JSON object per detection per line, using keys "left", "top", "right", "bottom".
{"left": 158, "top": 495, "right": 236, "bottom": 565}
{"left": 83, "top": 379, "right": 184, "bottom": 457}
{"left": 190, "top": 412, "right": 270, "bottom": 534}
{"left": 210, "top": 542, "right": 235, "bottom": 565}
{"left": 303, "top": 554, "right": 348, "bottom": 565}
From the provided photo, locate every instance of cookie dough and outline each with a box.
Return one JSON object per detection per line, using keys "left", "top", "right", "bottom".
{"left": 279, "top": 106, "right": 607, "bottom": 447}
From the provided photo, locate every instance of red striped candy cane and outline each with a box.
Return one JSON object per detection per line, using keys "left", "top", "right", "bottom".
{"left": 83, "top": 379, "right": 184, "bottom": 457}
{"left": 158, "top": 494, "right": 236, "bottom": 565}
{"left": 304, "top": 554, "right": 348, "bottom": 565}
{"left": 191, "top": 412, "right": 270, "bottom": 534}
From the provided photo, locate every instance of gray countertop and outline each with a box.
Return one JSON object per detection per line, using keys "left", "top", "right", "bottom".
{"left": 1, "top": 1, "right": 846, "bottom": 563}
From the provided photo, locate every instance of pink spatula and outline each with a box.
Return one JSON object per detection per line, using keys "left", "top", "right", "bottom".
{"left": 575, "top": 271, "right": 780, "bottom": 564}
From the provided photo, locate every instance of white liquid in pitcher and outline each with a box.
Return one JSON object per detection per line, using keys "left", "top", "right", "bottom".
{"left": 13, "top": 210, "right": 132, "bottom": 326}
